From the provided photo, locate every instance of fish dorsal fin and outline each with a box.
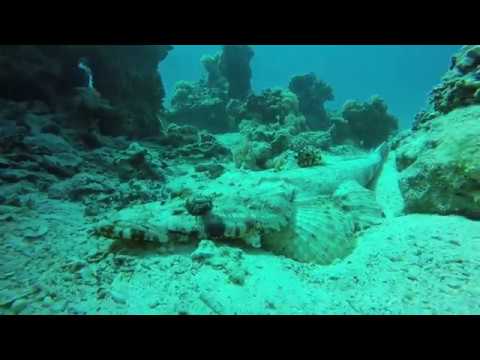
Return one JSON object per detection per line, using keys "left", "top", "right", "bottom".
{"left": 263, "top": 181, "right": 385, "bottom": 265}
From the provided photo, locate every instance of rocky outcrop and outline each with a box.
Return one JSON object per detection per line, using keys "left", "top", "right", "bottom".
{"left": 66, "top": 87, "right": 125, "bottom": 139}
{"left": 414, "top": 45, "right": 480, "bottom": 129}
{"left": 48, "top": 172, "right": 116, "bottom": 201}
{"left": 396, "top": 105, "right": 480, "bottom": 219}
{"left": 0, "top": 45, "right": 173, "bottom": 138}
{"left": 0, "top": 109, "right": 83, "bottom": 188}
{"left": 431, "top": 46, "right": 480, "bottom": 113}
{"left": 397, "top": 46, "right": 480, "bottom": 219}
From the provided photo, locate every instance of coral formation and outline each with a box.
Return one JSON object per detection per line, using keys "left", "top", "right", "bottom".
{"left": 167, "top": 71, "right": 299, "bottom": 134}
{"left": 157, "top": 123, "right": 200, "bottom": 147}
{"left": 156, "top": 123, "right": 231, "bottom": 161}
{"left": 396, "top": 47, "right": 480, "bottom": 219}
{"left": 167, "top": 46, "right": 254, "bottom": 132}
{"left": 200, "top": 53, "right": 228, "bottom": 91}
{"left": 3, "top": 44, "right": 479, "bottom": 315}
{"left": 0, "top": 97, "right": 173, "bottom": 217}
{"left": 219, "top": 45, "right": 254, "bottom": 100}
{"left": 168, "top": 80, "right": 230, "bottom": 133}
{"left": 294, "top": 145, "right": 322, "bottom": 168}
{"left": 228, "top": 91, "right": 311, "bottom": 171}
{"left": 430, "top": 46, "right": 480, "bottom": 114}
{"left": 0, "top": 46, "right": 70, "bottom": 106}
{"left": 289, "top": 73, "right": 334, "bottom": 130}
{"left": 335, "top": 96, "right": 399, "bottom": 149}
{"left": 0, "top": 45, "right": 173, "bottom": 138}
{"left": 289, "top": 130, "right": 333, "bottom": 153}
{"left": 233, "top": 118, "right": 303, "bottom": 170}
{"left": 243, "top": 88, "right": 301, "bottom": 124}
{"left": 413, "top": 46, "right": 480, "bottom": 129}
{"left": 396, "top": 105, "right": 480, "bottom": 219}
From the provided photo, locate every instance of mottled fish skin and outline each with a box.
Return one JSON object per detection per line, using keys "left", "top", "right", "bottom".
{"left": 94, "top": 143, "right": 388, "bottom": 253}
{"left": 257, "top": 142, "right": 389, "bottom": 195}
{"left": 94, "top": 188, "right": 294, "bottom": 249}
{"left": 94, "top": 201, "right": 205, "bottom": 244}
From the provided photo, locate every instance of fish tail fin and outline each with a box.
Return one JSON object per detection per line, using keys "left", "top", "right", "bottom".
{"left": 374, "top": 141, "right": 389, "bottom": 163}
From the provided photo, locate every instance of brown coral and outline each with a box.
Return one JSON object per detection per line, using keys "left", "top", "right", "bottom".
{"left": 428, "top": 45, "right": 480, "bottom": 115}
{"left": 295, "top": 145, "right": 322, "bottom": 168}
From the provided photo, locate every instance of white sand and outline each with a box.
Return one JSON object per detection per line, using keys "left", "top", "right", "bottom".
{"left": 374, "top": 150, "right": 405, "bottom": 218}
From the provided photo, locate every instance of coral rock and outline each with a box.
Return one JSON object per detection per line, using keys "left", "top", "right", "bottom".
{"left": 168, "top": 81, "right": 230, "bottom": 133}
{"left": 396, "top": 105, "right": 480, "bottom": 219}
{"left": 289, "top": 73, "right": 334, "bottom": 130}
{"left": 219, "top": 45, "right": 254, "bottom": 100}
{"left": 113, "top": 142, "right": 165, "bottom": 181}
{"left": 336, "top": 96, "right": 398, "bottom": 149}
{"left": 416, "top": 45, "right": 480, "bottom": 124}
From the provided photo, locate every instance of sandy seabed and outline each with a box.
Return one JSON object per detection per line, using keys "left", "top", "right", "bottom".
{"left": 1, "top": 150, "right": 479, "bottom": 315}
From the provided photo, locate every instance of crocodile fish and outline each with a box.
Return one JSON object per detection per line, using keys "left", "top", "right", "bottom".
{"left": 94, "top": 142, "right": 389, "bottom": 264}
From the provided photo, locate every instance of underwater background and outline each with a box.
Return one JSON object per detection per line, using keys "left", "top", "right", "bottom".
{"left": 1, "top": 44, "right": 479, "bottom": 315}
{"left": 162, "top": 45, "right": 461, "bottom": 128}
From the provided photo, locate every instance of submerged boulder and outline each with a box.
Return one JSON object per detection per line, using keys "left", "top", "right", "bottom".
{"left": 431, "top": 45, "right": 480, "bottom": 114}
{"left": 113, "top": 142, "right": 165, "bottom": 181}
{"left": 413, "top": 45, "right": 480, "bottom": 129}
{"left": 396, "top": 105, "right": 480, "bottom": 219}
{"left": 48, "top": 172, "right": 116, "bottom": 201}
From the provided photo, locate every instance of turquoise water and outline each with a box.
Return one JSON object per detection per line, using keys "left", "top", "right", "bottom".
{"left": 1, "top": 45, "right": 479, "bottom": 315}
{"left": 162, "top": 45, "right": 460, "bottom": 128}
